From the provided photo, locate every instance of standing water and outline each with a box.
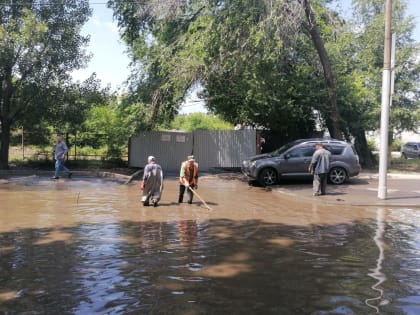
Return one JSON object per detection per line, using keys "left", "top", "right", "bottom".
{"left": 0, "top": 176, "right": 419, "bottom": 314}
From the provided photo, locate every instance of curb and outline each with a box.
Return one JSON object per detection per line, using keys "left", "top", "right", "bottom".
{"left": 359, "top": 172, "right": 420, "bottom": 180}
{"left": 272, "top": 188, "right": 420, "bottom": 209}
{"left": 0, "top": 170, "right": 131, "bottom": 183}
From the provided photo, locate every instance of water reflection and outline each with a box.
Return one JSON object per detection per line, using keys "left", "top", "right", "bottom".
{"left": 366, "top": 208, "right": 388, "bottom": 313}
{"left": 0, "top": 177, "right": 419, "bottom": 314}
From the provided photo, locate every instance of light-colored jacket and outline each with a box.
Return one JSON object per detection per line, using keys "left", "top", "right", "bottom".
{"left": 54, "top": 141, "right": 68, "bottom": 160}
{"left": 310, "top": 148, "right": 331, "bottom": 175}
{"left": 141, "top": 162, "right": 163, "bottom": 202}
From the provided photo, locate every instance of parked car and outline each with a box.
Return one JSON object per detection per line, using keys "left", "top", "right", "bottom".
{"left": 242, "top": 138, "right": 361, "bottom": 186}
{"left": 401, "top": 142, "right": 420, "bottom": 159}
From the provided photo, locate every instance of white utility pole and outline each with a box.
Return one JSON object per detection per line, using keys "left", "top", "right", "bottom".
{"left": 378, "top": 0, "right": 393, "bottom": 200}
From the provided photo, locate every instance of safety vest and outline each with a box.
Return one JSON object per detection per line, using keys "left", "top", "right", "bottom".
{"left": 179, "top": 161, "right": 198, "bottom": 184}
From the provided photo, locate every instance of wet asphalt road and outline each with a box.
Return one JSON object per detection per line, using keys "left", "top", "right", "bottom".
{"left": 0, "top": 175, "right": 419, "bottom": 314}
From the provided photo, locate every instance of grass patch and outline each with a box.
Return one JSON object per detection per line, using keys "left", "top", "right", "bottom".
{"left": 390, "top": 157, "right": 420, "bottom": 172}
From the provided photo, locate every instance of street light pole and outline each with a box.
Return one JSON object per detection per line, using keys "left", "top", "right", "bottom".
{"left": 378, "top": 0, "right": 393, "bottom": 200}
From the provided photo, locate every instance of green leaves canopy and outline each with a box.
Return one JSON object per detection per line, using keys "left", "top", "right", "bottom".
{"left": 0, "top": 0, "right": 92, "bottom": 168}
{"left": 109, "top": 0, "right": 419, "bottom": 165}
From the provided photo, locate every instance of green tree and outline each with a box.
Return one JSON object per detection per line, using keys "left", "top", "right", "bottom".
{"left": 83, "top": 97, "right": 147, "bottom": 157}
{"left": 333, "top": 0, "right": 420, "bottom": 165}
{"left": 0, "top": 0, "right": 91, "bottom": 168}
{"left": 110, "top": 0, "right": 419, "bottom": 166}
{"left": 109, "top": 0, "right": 320, "bottom": 138}
{"left": 168, "top": 113, "right": 234, "bottom": 132}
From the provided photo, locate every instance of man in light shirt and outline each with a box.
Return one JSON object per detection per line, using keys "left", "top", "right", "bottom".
{"left": 308, "top": 143, "right": 331, "bottom": 196}
{"left": 140, "top": 156, "right": 163, "bottom": 207}
{"left": 52, "top": 135, "right": 72, "bottom": 180}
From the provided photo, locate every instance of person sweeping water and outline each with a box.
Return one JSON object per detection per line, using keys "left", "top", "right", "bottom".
{"left": 178, "top": 156, "right": 212, "bottom": 210}
{"left": 178, "top": 155, "right": 199, "bottom": 204}
{"left": 140, "top": 156, "right": 163, "bottom": 207}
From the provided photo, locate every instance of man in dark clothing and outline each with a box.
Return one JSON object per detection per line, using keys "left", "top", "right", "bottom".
{"left": 308, "top": 143, "right": 331, "bottom": 196}
{"left": 178, "top": 155, "right": 198, "bottom": 204}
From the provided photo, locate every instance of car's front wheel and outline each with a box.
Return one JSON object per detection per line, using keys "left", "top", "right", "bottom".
{"left": 258, "top": 168, "right": 278, "bottom": 186}
{"left": 329, "top": 167, "right": 347, "bottom": 185}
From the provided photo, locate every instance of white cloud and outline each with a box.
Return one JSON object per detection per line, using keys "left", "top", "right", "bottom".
{"left": 91, "top": 16, "right": 102, "bottom": 26}
{"left": 105, "top": 22, "right": 119, "bottom": 34}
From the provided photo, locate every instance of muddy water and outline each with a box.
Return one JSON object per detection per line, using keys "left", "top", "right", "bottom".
{"left": 0, "top": 176, "right": 419, "bottom": 314}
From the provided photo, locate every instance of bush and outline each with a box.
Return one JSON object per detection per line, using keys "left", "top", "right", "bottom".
{"left": 367, "top": 139, "right": 377, "bottom": 152}
{"left": 391, "top": 139, "right": 404, "bottom": 152}
{"left": 168, "top": 113, "right": 234, "bottom": 132}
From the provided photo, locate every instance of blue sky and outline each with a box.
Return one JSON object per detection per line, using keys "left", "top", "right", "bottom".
{"left": 72, "top": 0, "right": 420, "bottom": 112}
{"left": 71, "top": 3, "right": 130, "bottom": 91}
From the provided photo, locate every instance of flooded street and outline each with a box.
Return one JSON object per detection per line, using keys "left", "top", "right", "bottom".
{"left": 0, "top": 176, "right": 419, "bottom": 314}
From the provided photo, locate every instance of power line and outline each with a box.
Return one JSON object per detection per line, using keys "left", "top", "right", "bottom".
{"left": 0, "top": 1, "right": 119, "bottom": 7}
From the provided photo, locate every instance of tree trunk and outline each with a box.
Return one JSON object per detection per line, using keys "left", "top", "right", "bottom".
{"left": 353, "top": 128, "right": 375, "bottom": 168}
{"left": 0, "top": 118, "right": 11, "bottom": 169}
{"left": 149, "top": 89, "right": 162, "bottom": 129}
{"left": 301, "top": 0, "right": 342, "bottom": 140}
{"left": 0, "top": 67, "right": 14, "bottom": 169}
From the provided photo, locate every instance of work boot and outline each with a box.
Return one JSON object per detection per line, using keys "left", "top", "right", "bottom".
{"left": 178, "top": 197, "right": 183, "bottom": 203}
{"left": 188, "top": 199, "right": 193, "bottom": 204}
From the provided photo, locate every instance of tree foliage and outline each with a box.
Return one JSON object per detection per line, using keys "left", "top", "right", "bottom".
{"left": 109, "top": 0, "right": 323, "bottom": 137}
{"left": 83, "top": 97, "right": 145, "bottom": 157}
{"left": 332, "top": 0, "right": 420, "bottom": 165}
{"left": 108, "top": 0, "right": 419, "bottom": 166}
{"left": 168, "top": 113, "right": 234, "bottom": 132}
{"left": 0, "top": 0, "right": 92, "bottom": 168}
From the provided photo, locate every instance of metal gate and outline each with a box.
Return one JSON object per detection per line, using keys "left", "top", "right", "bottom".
{"left": 129, "top": 130, "right": 257, "bottom": 170}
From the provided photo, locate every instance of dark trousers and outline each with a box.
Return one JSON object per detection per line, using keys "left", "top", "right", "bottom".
{"left": 179, "top": 185, "right": 193, "bottom": 203}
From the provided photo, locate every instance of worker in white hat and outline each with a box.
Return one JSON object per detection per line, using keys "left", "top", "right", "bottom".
{"left": 140, "top": 155, "right": 163, "bottom": 207}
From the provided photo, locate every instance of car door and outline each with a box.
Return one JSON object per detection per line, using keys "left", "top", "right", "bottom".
{"left": 406, "top": 144, "right": 415, "bottom": 158}
{"left": 412, "top": 143, "right": 420, "bottom": 158}
{"left": 281, "top": 145, "right": 316, "bottom": 176}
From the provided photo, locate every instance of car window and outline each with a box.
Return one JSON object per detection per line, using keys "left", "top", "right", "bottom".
{"left": 287, "top": 147, "right": 315, "bottom": 158}
{"left": 271, "top": 142, "right": 298, "bottom": 156}
{"left": 325, "top": 145, "right": 345, "bottom": 155}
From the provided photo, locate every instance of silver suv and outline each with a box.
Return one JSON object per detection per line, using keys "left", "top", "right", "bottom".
{"left": 401, "top": 142, "right": 420, "bottom": 159}
{"left": 242, "top": 138, "right": 361, "bottom": 186}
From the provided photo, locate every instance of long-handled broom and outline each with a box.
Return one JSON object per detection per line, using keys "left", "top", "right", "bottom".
{"left": 188, "top": 186, "right": 212, "bottom": 210}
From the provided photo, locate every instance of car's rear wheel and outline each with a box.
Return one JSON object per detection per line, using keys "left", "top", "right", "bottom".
{"left": 329, "top": 167, "right": 347, "bottom": 185}
{"left": 258, "top": 168, "right": 278, "bottom": 186}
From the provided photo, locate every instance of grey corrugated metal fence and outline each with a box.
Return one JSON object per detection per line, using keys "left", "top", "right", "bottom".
{"left": 129, "top": 130, "right": 257, "bottom": 170}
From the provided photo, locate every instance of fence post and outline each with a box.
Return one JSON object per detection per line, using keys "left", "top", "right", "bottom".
{"left": 65, "top": 132, "right": 69, "bottom": 160}
{"left": 21, "top": 127, "right": 25, "bottom": 160}
{"left": 74, "top": 131, "right": 77, "bottom": 160}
